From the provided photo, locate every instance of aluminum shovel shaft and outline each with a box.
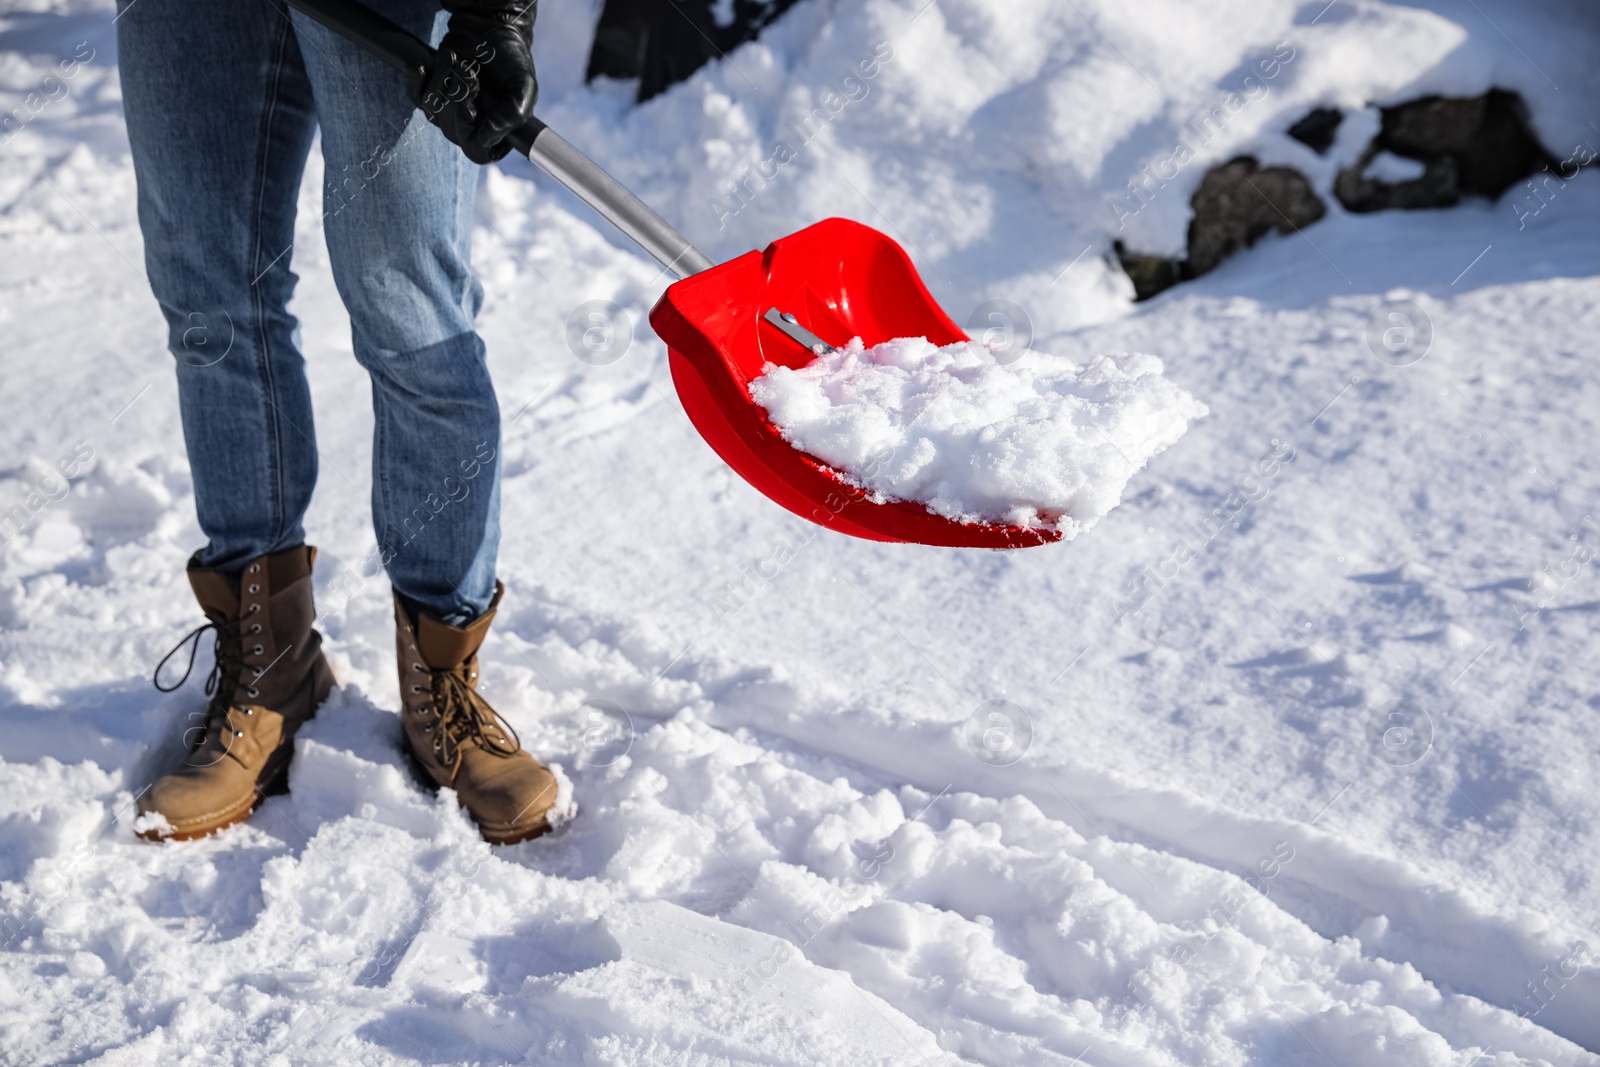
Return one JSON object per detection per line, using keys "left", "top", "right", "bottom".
{"left": 283, "top": 0, "right": 714, "bottom": 279}
{"left": 520, "top": 127, "right": 715, "bottom": 279}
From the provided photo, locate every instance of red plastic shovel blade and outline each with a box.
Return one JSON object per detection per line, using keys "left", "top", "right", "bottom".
{"left": 649, "top": 217, "right": 1061, "bottom": 549}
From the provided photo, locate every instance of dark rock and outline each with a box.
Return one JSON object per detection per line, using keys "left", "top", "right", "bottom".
{"left": 1184, "top": 157, "right": 1326, "bottom": 276}
{"left": 1334, "top": 152, "right": 1459, "bottom": 213}
{"left": 1287, "top": 107, "right": 1343, "bottom": 155}
{"left": 586, "top": 0, "right": 654, "bottom": 84}
{"left": 1115, "top": 157, "right": 1325, "bottom": 301}
{"left": 1334, "top": 88, "right": 1557, "bottom": 212}
{"left": 1113, "top": 89, "right": 1562, "bottom": 299}
{"left": 1383, "top": 90, "right": 1550, "bottom": 196}
{"left": 1114, "top": 243, "right": 1184, "bottom": 302}
{"left": 587, "top": 0, "right": 803, "bottom": 103}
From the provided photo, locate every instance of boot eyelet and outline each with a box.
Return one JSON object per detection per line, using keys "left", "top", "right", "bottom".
{"left": 251, "top": 623, "right": 262, "bottom": 634}
{"left": 247, "top": 689, "right": 259, "bottom": 699}
{"left": 253, "top": 667, "right": 264, "bottom": 677}
{"left": 424, "top": 725, "right": 434, "bottom": 733}
{"left": 248, "top": 604, "right": 260, "bottom": 614}
{"left": 233, "top": 730, "right": 244, "bottom": 737}
{"left": 248, "top": 583, "right": 260, "bottom": 594}
{"left": 252, "top": 644, "right": 264, "bottom": 655}
{"left": 410, "top": 684, "right": 423, "bottom": 693}
{"left": 248, "top": 563, "right": 260, "bottom": 574}
{"left": 412, "top": 662, "right": 425, "bottom": 672}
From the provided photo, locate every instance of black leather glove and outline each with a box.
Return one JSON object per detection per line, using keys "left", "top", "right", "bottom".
{"left": 407, "top": 0, "right": 537, "bottom": 164}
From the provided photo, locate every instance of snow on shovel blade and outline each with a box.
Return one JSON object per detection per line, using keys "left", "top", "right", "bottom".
{"left": 651, "top": 218, "right": 1062, "bottom": 549}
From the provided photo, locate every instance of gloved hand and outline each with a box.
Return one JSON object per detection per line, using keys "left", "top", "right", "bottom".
{"left": 407, "top": 0, "right": 537, "bottom": 164}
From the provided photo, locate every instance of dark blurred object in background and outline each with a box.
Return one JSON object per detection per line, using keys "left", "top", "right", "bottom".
{"left": 1336, "top": 89, "right": 1558, "bottom": 213}
{"left": 587, "top": 0, "right": 801, "bottom": 102}
{"left": 1286, "top": 107, "right": 1342, "bottom": 155}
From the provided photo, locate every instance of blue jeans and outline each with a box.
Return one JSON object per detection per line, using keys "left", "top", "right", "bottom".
{"left": 118, "top": 0, "right": 500, "bottom": 624}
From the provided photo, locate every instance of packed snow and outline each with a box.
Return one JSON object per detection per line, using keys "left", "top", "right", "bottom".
{"left": 4, "top": 0, "right": 1600, "bottom": 1064}
{"left": 749, "top": 338, "right": 1208, "bottom": 532}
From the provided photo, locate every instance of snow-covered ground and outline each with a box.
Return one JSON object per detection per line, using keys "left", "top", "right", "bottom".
{"left": 3, "top": 0, "right": 1600, "bottom": 1063}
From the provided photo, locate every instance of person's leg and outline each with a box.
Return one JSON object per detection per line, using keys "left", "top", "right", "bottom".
{"left": 290, "top": 1, "right": 500, "bottom": 626}
{"left": 120, "top": 0, "right": 334, "bottom": 840}
{"left": 118, "top": 0, "right": 320, "bottom": 573}
{"left": 286, "top": 5, "right": 565, "bottom": 842}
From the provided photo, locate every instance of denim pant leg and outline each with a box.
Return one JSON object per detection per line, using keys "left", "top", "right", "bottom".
{"left": 289, "top": 3, "right": 501, "bottom": 625}
{"left": 118, "top": 0, "right": 320, "bottom": 573}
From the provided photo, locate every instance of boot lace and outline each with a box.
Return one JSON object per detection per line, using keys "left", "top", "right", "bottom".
{"left": 430, "top": 668, "right": 521, "bottom": 778}
{"left": 154, "top": 620, "right": 245, "bottom": 747}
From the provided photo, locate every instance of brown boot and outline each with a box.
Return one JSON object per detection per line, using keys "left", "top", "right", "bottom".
{"left": 137, "top": 545, "right": 335, "bottom": 841}
{"left": 394, "top": 582, "right": 563, "bottom": 844}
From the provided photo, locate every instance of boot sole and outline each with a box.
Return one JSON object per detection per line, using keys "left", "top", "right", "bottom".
{"left": 138, "top": 654, "right": 335, "bottom": 843}
{"left": 136, "top": 745, "right": 292, "bottom": 842}
{"left": 478, "top": 819, "right": 555, "bottom": 846}
{"left": 400, "top": 736, "right": 556, "bottom": 846}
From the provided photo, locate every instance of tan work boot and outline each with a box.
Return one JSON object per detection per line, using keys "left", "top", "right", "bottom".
{"left": 137, "top": 545, "right": 335, "bottom": 841}
{"left": 394, "top": 582, "right": 562, "bottom": 844}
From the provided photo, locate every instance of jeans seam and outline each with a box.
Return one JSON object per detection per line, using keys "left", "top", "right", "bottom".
{"left": 374, "top": 386, "right": 392, "bottom": 584}
{"left": 250, "top": 15, "right": 295, "bottom": 550}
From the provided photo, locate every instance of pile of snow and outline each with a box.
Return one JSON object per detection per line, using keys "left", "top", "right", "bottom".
{"left": 749, "top": 338, "right": 1207, "bottom": 532}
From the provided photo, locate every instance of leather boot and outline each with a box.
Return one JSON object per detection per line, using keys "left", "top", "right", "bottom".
{"left": 394, "top": 582, "right": 562, "bottom": 844}
{"left": 137, "top": 545, "right": 335, "bottom": 841}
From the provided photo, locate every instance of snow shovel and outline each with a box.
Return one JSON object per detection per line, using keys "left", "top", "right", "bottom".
{"left": 287, "top": 0, "right": 1059, "bottom": 549}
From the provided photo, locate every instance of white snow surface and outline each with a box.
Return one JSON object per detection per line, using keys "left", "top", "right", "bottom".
{"left": 4, "top": 0, "right": 1600, "bottom": 1064}
{"left": 749, "top": 339, "right": 1208, "bottom": 533}
{"left": 1365, "top": 150, "right": 1431, "bottom": 184}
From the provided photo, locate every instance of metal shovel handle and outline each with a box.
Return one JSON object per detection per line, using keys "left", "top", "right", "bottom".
{"left": 283, "top": 0, "right": 715, "bottom": 279}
